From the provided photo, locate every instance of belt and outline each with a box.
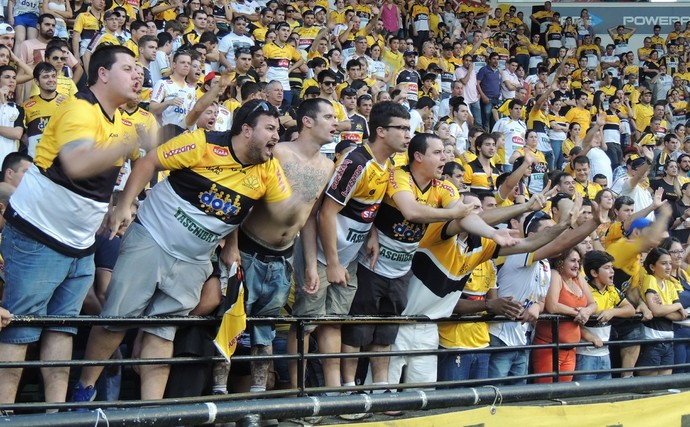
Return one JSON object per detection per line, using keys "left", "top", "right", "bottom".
{"left": 250, "top": 252, "right": 288, "bottom": 263}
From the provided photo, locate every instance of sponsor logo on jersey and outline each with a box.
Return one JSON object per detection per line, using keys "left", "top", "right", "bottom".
{"left": 163, "top": 143, "right": 196, "bottom": 158}
{"left": 174, "top": 208, "right": 221, "bottom": 243}
{"left": 392, "top": 221, "right": 426, "bottom": 242}
{"left": 346, "top": 227, "right": 368, "bottom": 243}
{"left": 24, "top": 100, "right": 36, "bottom": 108}
{"left": 121, "top": 119, "right": 133, "bottom": 126}
{"left": 379, "top": 243, "right": 414, "bottom": 263}
{"left": 361, "top": 203, "right": 379, "bottom": 222}
{"left": 199, "top": 184, "right": 242, "bottom": 218}
{"left": 213, "top": 146, "right": 229, "bottom": 156}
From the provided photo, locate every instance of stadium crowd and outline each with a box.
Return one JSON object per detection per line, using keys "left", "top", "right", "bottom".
{"left": 0, "top": 0, "right": 689, "bottom": 421}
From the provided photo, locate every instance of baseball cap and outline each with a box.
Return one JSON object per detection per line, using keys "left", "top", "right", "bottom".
{"left": 0, "top": 23, "right": 14, "bottom": 36}
{"left": 204, "top": 72, "right": 217, "bottom": 84}
{"left": 422, "top": 72, "right": 437, "bottom": 82}
{"left": 625, "top": 218, "right": 653, "bottom": 237}
{"left": 104, "top": 10, "right": 120, "bottom": 19}
{"left": 313, "top": 5, "right": 327, "bottom": 14}
{"left": 403, "top": 50, "right": 418, "bottom": 57}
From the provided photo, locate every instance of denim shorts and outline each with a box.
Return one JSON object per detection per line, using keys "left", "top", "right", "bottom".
{"left": 14, "top": 13, "right": 38, "bottom": 28}
{"left": 240, "top": 250, "right": 294, "bottom": 347}
{"left": 637, "top": 341, "right": 674, "bottom": 367}
{"left": 0, "top": 223, "right": 95, "bottom": 343}
{"left": 573, "top": 353, "right": 612, "bottom": 381}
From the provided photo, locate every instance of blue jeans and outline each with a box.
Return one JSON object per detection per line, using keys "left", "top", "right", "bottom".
{"left": 550, "top": 139, "right": 564, "bottom": 170}
{"left": 437, "top": 348, "right": 490, "bottom": 382}
{"left": 0, "top": 223, "right": 95, "bottom": 343}
{"left": 468, "top": 101, "right": 482, "bottom": 128}
{"left": 543, "top": 150, "right": 554, "bottom": 172}
{"left": 480, "top": 97, "right": 501, "bottom": 131}
{"left": 240, "top": 251, "right": 294, "bottom": 347}
{"left": 572, "top": 353, "right": 612, "bottom": 381}
{"left": 487, "top": 334, "right": 529, "bottom": 384}
{"left": 674, "top": 325, "right": 690, "bottom": 373}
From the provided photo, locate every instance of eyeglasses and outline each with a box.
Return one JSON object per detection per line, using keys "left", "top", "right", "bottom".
{"left": 50, "top": 55, "right": 67, "bottom": 61}
{"left": 286, "top": 9, "right": 295, "bottom": 13}
{"left": 669, "top": 250, "right": 685, "bottom": 255}
{"left": 381, "top": 125, "right": 410, "bottom": 132}
{"left": 321, "top": 81, "right": 336, "bottom": 86}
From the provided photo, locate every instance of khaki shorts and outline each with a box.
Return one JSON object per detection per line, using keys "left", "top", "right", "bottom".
{"left": 292, "top": 259, "right": 359, "bottom": 332}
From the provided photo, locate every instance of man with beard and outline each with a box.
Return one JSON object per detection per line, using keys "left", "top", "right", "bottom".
{"left": 23, "top": 62, "right": 60, "bottom": 157}
{"left": 393, "top": 50, "right": 421, "bottom": 108}
{"left": 223, "top": 98, "right": 338, "bottom": 394}
{"left": 73, "top": 99, "right": 291, "bottom": 401}
{"left": 0, "top": 45, "right": 140, "bottom": 405}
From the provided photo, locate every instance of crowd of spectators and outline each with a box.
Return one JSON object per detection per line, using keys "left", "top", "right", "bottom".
{"left": 0, "top": 0, "right": 689, "bottom": 421}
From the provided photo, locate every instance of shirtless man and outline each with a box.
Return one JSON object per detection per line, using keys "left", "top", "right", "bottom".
{"left": 225, "top": 98, "right": 337, "bottom": 392}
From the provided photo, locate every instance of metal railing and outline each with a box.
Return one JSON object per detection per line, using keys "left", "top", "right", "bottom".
{"left": 0, "top": 313, "right": 687, "bottom": 425}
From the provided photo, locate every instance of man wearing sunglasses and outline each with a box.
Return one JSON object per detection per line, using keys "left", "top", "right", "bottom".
{"left": 74, "top": 99, "right": 291, "bottom": 402}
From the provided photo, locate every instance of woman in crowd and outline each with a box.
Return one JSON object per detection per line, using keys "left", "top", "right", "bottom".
{"left": 659, "top": 237, "right": 690, "bottom": 373}
{"left": 638, "top": 248, "right": 687, "bottom": 376}
{"left": 532, "top": 248, "right": 598, "bottom": 383}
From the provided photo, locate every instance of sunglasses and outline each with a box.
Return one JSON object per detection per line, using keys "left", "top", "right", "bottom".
{"left": 321, "top": 81, "right": 336, "bottom": 86}
{"left": 524, "top": 211, "right": 550, "bottom": 235}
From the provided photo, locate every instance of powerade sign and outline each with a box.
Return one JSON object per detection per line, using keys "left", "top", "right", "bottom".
{"left": 551, "top": 5, "right": 690, "bottom": 34}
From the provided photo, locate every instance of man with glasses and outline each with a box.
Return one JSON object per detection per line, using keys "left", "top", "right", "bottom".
{"left": 73, "top": 99, "right": 290, "bottom": 402}
{"left": 219, "top": 15, "right": 255, "bottom": 71}
{"left": 37, "top": 45, "right": 77, "bottom": 98}
{"left": 289, "top": 101, "right": 410, "bottom": 393}
{"left": 316, "top": 69, "right": 350, "bottom": 130}
{"left": 82, "top": 10, "right": 124, "bottom": 74}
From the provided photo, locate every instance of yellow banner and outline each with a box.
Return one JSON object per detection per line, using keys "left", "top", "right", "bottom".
{"left": 325, "top": 390, "right": 690, "bottom": 427}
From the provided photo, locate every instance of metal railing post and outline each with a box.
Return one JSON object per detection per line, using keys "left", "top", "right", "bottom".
{"left": 551, "top": 316, "right": 560, "bottom": 382}
{"left": 297, "top": 319, "right": 306, "bottom": 397}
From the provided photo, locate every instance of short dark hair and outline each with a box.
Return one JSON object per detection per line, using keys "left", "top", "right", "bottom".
{"left": 583, "top": 250, "right": 615, "bottom": 281}
{"left": 474, "top": 133, "right": 495, "bottom": 152}
{"left": 443, "top": 161, "right": 463, "bottom": 177}
{"left": 317, "top": 69, "right": 337, "bottom": 83}
{"left": 33, "top": 61, "right": 57, "bottom": 80}
{"left": 0, "top": 65, "right": 17, "bottom": 79}
{"left": 240, "top": 81, "right": 262, "bottom": 100}
{"left": 296, "top": 98, "right": 331, "bottom": 132}
{"left": 408, "top": 133, "right": 440, "bottom": 163}
{"left": 37, "top": 13, "right": 56, "bottom": 25}
{"left": 229, "top": 99, "right": 280, "bottom": 137}
{"left": 199, "top": 31, "right": 218, "bottom": 44}
{"left": 573, "top": 155, "right": 590, "bottom": 167}
{"left": 369, "top": 101, "right": 410, "bottom": 144}
{"left": 1, "top": 152, "right": 32, "bottom": 181}
{"left": 88, "top": 45, "right": 135, "bottom": 86}
{"left": 157, "top": 31, "right": 173, "bottom": 46}
{"left": 130, "top": 19, "right": 148, "bottom": 33}
{"left": 191, "top": 10, "right": 207, "bottom": 19}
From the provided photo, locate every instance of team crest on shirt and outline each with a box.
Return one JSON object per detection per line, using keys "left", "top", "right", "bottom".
{"left": 242, "top": 175, "right": 259, "bottom": 191}
{"left": 199, "top": 184, "right": 242, "bottom": 219}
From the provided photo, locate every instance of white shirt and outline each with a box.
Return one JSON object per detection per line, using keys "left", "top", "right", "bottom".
{"left": 150, "top": 79, "right": 197, "bottom": 128}
{"left": 492, "top": 117, "right": 527, "bottom": 164}
{"left": 218, "top": 32, "right": 255, "bottom": 70}
{"left": 587, "top": 146, "right": 613, "bottom": 184}
{"left": 449, "top": 121, "right": 469, "bottom": 153}
{"left": 501, "top": 69, "right": 519, "bottom": 100}
{"left": 149, "top": 50, "right": 170, "bottom": 83}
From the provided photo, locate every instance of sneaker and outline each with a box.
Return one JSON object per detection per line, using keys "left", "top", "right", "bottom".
{"left": 338, "top": 391, "right": 371, "bottom": 421}
{"left": 70, "top": 383, "right": 96, "bottom": 411}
